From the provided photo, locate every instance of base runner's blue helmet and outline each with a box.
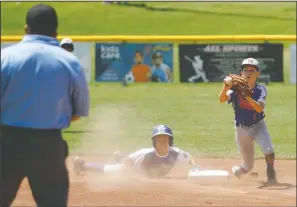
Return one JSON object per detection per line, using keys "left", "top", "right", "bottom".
{"left": 151, "top": 125, "right": 173, "bottom": 147}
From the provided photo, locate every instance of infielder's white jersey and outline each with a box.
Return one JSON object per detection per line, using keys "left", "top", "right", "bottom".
{"left": 127, "top": 147, "right": 191, "bottom": 177}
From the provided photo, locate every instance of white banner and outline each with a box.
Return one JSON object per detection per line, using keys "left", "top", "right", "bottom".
{"left": 1, "top": 41, "right": 92, "bottom": 83}
{"left": 72, "top": 42, "right": 92, "bottom": 82}
{"left": 0, "top": 42, "right": 14, "bottom": 49}
{"left": 290, "top": 44, "right": 296, "bottom": 85}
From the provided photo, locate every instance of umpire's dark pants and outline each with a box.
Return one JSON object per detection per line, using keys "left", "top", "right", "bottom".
{"left": 0, "top": 125, "right": 69, "bottom": 207}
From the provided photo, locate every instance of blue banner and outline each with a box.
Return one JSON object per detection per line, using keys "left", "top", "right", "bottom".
{"left": 95, "top": 43, "right": 174, "bottom": 82}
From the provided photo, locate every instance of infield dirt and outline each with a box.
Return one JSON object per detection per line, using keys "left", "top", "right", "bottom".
{"left": 12, "top": 157, "right": 296, "bottom": 206}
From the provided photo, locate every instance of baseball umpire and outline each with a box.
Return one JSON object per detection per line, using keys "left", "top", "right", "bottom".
{"left": 1, "top": 4, "right": 89, "bottom": 206}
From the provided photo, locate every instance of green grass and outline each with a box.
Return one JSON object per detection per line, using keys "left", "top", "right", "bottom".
{"left": 64, "top": 82, "right": 296, "bottom": 159}
{"left": 1, "top": 2, "right": 296, "bottom": 35}
{"left": 1, "top": 2, "right": 296, "bottom": 158}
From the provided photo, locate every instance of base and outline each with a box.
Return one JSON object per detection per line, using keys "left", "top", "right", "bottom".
{"left": 188, "top": 170, "right": 230, "bottom": 180}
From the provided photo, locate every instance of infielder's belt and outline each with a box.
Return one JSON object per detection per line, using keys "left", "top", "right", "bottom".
{"left": 236, "top": 123, "right": 255, "bottom": 127}
{"left": 236, "top": 118, "right": 264, "bottom": 128}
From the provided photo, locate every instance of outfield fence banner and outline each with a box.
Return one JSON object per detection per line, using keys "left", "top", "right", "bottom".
{"left": 72, "top": 42, "right": 92, "bottom": 83}
{"left": 1, "top": 42, "right": 15, "bottom": 49}
{"left": 95, "top": 43, "right": 173, "bottom": 82}
{"left": 178, "top": 43, "right": 284, "bottom": 83}
{"left": 1, "top": 42, "right": 92, "bottom": 83}
{"left": 290, "top": 44, "right": 296, "bottom": 85}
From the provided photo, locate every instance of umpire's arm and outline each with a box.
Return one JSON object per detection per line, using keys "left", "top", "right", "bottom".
{"left": 1, "top": 52, "right": 11, "bottom": 100}
{"left": 71, "top": 61, "right": 90, "bottom": 121}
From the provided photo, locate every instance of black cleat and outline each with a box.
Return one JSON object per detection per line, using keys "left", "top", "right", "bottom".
{"left": 267, "top": 167, "right": 277, "bottom": 185}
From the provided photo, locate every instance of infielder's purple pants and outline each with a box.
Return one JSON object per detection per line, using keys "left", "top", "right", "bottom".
{"left": 235, "top": 120, "right": 274, "bottom": 171}
{"left": 0, "top": 125, "right": 69, "bottom": 207}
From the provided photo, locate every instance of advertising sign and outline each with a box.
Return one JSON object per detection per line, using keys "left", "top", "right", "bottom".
{"left": 95, "top": 43, "right": 174, "bottom": 82}
{"left": 179, "top": 43, "right": 284, "bottom": 83}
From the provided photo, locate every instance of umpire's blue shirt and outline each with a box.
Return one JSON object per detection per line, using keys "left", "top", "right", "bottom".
{"left": 1, "top": 35, "right": 90, "bottom": 129}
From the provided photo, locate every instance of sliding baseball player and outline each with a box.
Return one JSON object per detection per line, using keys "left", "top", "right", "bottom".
{"left": 73, "top": 125, "right": 202, "bottom": 178}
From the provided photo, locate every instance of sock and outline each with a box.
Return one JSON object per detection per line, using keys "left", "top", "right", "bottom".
{"left": 265, "top": 153, "right": 275, "bottom": 169}
{"left": 84, "top": 162, "right": 105, "bottom": 173}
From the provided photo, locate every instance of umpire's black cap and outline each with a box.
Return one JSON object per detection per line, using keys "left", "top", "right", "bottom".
{"left": 26, "top": 4, "right": 58, "bottom": 36}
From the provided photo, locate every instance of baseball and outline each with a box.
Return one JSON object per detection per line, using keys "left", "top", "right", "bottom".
{"left": 224, "top": 76, "right": 233, "bottom": 86}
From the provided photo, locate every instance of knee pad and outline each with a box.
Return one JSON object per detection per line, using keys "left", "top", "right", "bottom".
{"left": 263, "top": 147, "right": 274, "bottom": 155}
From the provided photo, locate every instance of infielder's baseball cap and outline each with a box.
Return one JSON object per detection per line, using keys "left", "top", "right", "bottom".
{"left": 241, "top": 58, "right": 260, "bottom": 71}
{"left": 151, "top": 125, "right": 173, "bottom": 138}
{"left": 26, "top": 4, "right": 58, "bottom": 36}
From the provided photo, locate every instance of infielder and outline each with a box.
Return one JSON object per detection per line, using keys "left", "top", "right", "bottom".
{"left": 219, "top": 58, "right": 277, "bottom": 184}
{"left": 185, "top": 55, "right": 209, "bottom": 83}
{"left": 73, "top": 125, "right": 200, "bottom": 178}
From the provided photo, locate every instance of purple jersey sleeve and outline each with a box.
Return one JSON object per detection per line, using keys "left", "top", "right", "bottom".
{"left": 257, "top": 84, "right": 267, "bottom": 103}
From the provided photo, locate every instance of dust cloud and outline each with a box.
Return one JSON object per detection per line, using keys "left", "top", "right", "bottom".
{"left": 71, "top": 104, "right": 158, "bottom": 191}
{"left": 70, "top": 104, "right": 231, "bottom": 192}
{"left": 73, "top": 104, "right": 153, "bottom": 156}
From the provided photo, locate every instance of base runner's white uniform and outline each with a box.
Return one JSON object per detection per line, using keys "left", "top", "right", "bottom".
{"left": 74, "top": 125, "right": 230, "bottom": 180}
{"left": 76, "top": 125, "right": 200, "bottom": 178}
{"left": 103, "top": 147, "right": 191, "bottom": 178}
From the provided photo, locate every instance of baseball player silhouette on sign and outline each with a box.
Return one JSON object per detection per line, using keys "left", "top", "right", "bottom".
{"left": 185, "top": 55, "right": 209, "bottom": 83}
{"left": 219, "top": 58, "right": 277, "bottom": 185}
